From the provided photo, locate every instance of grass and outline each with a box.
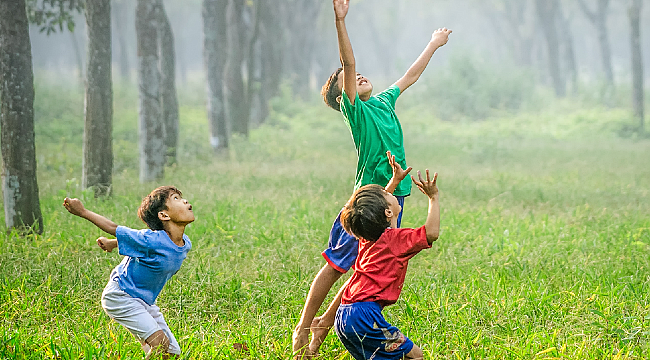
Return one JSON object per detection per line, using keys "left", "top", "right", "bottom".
{"left": 1, "top": 76, "right": 649, "bottom": 359}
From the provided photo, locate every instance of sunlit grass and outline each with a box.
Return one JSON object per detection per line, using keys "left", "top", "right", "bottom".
{"left": 1, "top": 78, "right": 649, "bottom": 359}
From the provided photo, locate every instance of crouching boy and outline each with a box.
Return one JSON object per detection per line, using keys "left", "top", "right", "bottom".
{"left": 63, "top": 186, "right": 194, "bottom": 358}
{"left": 336, "top": 170, "right": 440, "bottom": 359}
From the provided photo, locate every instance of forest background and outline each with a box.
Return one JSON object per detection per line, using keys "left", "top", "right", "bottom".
{"left": 1, "top": 0, "right": 650, "bottom": 358}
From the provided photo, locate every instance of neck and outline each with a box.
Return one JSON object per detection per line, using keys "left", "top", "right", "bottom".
{"left": 164, "top": 222, "right": 187, "bottom": 246}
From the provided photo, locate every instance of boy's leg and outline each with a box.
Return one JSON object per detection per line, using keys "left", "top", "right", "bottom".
{"left": 101, "top": 280, "right": 174, "bottom": 357}
{"left": 405, "top": 344, "right": 424, "bottom": 359}
{"left": 147, "top": 303, "right": 181, "bottom": 355}
{"left": 308, "top": 278, "right": 350, "bottom": 354}
{"left": 292, "top": 263, "right": 343, "bottom": 358}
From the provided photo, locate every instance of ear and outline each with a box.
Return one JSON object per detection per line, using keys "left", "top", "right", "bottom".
{"left": 336, "top": 95, "right": 342, "bottom": 104}
{"left": 385, "top": 208, "right": 393, "bottom": 220}
{"left": 158, "top": 211, "right": 170, "bottom": 222}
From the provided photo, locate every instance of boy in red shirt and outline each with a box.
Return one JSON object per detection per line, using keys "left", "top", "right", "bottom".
{"left": 337, "top": 169, "right": 440, "bottom": 359}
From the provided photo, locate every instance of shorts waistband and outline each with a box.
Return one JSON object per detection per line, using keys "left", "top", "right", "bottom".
{"left": 339, "top": 301, "right": 382, "bottom": 311}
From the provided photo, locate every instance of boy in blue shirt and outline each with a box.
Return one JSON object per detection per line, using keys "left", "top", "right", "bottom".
{"left": 293, "top": 0, "right": 451, "bottom": 357}
{"left": 63, "top": 186, "right": 194, "bottom": 358}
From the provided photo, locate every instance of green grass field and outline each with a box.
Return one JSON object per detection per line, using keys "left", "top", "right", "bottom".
{"left": 1, "top": 78, "right": 649, "bottom": 359}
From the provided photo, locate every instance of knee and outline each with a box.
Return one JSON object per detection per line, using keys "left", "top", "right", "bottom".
{"left": 146, "top": 330, "right": 170, "bottom": 353}
{"left": 405, "top": 344, "right": 423, "bottom": 359}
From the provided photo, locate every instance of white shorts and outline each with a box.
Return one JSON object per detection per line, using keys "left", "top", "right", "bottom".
{"left": 101, "top": 278, "right": 181, "bottom": 354}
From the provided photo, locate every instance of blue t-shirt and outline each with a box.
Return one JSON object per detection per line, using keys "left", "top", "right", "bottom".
{"left": 112, "top": 225, "right": 192, "bottom": 305}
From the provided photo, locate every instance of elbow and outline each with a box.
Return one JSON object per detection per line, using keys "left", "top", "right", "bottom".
{"left": 427, "top": 231, "right": 439, "bottom": 244}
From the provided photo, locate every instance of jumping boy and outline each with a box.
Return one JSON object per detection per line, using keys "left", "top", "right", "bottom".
{"left": 63, "top": 186, "right": 194, "bottom": 358}
{"left": 292, "top": 0, "right": 451, "bottom": 356}
{"left": 336, "top": 169, "right": 440, "bottom": 359}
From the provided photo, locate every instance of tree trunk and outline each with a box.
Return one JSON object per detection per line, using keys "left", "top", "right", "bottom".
{"left": 258, "top": 0, "right": 283, "bottom": 124}
{"left": 113, "top": 0, "right": 131, "bottom": 82}
{"left": 0, "top": 0, "right": 43, "bottom": 234}
{"left": 202, "top": 0, "right": 229, "bottom": 150}
{"left": 535, "top": 0, "right": 566, "bottom": 97}
{"left": 578, "top": 0, "right": 614, "bottom": 90}
{"left": 136, "top": 0, "right": 164, "bottom": 182}
{"left": 285, "top": 0, "right": 322, "bottom": 100}
{"left": 629, "top": 0, "right": 644, "bottom": 131}
{"left": 557, "top": 4, "right": 578, "bottom": 93}
{"left": 158, "top": 2, "right": 179, "bottom": 164}
{"left": 223, "top": 0, "right": 249, "bottom": 137}
{"left": 83, "top": 0, "right": 113, "bottom": 196}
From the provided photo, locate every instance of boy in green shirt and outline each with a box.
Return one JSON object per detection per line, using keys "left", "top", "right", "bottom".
{"left": 292, "top": 0, "right": 451, "bottom": 358}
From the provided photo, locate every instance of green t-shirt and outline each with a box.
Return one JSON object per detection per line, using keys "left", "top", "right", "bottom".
{"left": 340, "top": 85, "right": 411, "bottom": 196}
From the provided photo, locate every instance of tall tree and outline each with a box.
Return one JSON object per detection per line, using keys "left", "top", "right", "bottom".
{"left": 202, "top": 0, "right": 229, "bottom": 151}
{"left": 158, "top": 2, "right": 179, "bottom": 164}
{"left": 535, "top": 0, "right": 566, "bottom": 97}
{"left": 223, "top": 0, "right": 249, "bottom": 137}
{"left": 83, "top": 0, "right": 113, "bottom": 196}
{"left": 629, "top": 0, "right": 644, "bottom": 131}
{"left": 285, "top": 0, "right": 323, "bottom": 99}
{"left": 136, "top": 0, "right": 165, "bottom": 182}
{"left": 577, "top": 0, "right": 614, "bottom": 90}
{"left": 258, "top": 0, "right": 283, "bottom": 124}
{"left": 0, "top": 0, "right": 43, "bottom": 234}
{"left": 113, "top": 0, "right": 131, "bottom": 82}
{"left": 557, "top": 4, "right": 578, "bottom": 93}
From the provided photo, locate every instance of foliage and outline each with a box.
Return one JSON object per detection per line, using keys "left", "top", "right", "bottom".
{"left": 26, "top": 0, "right": 84, "bottom": 35}
{"left": 2, "top": 78, "right": 650, "bottom": 358}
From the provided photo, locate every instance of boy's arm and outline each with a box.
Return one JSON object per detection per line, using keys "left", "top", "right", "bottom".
{"left": 63, "top": 197, "right": 118, "bottom": 236}
{"left": 393, "top": 28, "right": 452, "bottom": 94}
{"left": 385, "top": 151, "right": 412, "bottom": 194}
{"left": 411, "top": 170, "right": 440, "bottom": 244}
{"left": 334, "top": 0, "right": 357, "bottom": 105}
{"left": 97, "top": 237, "right": 118, "bottom": 252}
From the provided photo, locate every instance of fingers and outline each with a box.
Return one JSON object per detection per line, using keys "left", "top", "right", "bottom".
{"left": 432, "top": 172, "right": 438, "bottom": 185}
{"left": 403, "top": 166, "right": 413, "bottom": 177}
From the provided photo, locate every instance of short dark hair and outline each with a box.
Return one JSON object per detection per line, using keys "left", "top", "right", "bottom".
{"left": 138, "top": 186, "right": 182, "bottom": 230}
{"left": 340, "top": 184, "right": 390, "bottom": 241}
{"left": 322, "top": 67, "right": 343, "bottom": 111}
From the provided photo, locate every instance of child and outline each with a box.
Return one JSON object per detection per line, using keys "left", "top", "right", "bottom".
{"left": 63, "top": 186, "right": 194, "bottom": 358}
{"left": 336, "top": 169, "right": 440, "bottom": 360}
{"left": 292, "top": 0, "right": 451, "bottom": 356}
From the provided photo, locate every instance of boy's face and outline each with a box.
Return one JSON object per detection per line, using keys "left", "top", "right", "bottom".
{"left": 337, "top": 70, "right": 373, "bottom": 101}
{"left": 383, "top": 191, "right": 401, "bottom": 228}
{"left": 160, "top": 192, "right": 194, "bottom": 225}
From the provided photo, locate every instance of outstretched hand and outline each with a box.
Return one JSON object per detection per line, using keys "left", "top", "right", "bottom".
{"left": 97, "top": 236, "right": 118, "bottom": 252}
{"left": 63, "top": 197, "right": 86, "bottom": 217}
{"left": 387, "top": 151, "right": 412, "bottom": 183}
{"left": 333, "top": 0, "right": 349, "bottom": 20}
{"left": 412, "top": 170, "right": 438, "bottom": 200}
{"left": 431, "top": 27, "right": 452, "bottom": 48}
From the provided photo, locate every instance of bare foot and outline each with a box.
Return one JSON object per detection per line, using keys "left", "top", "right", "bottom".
{"left": 308, "top": 316, "right": 333, "bottom": 356}
{"left": 292, "top": 326, "right": 314, "bottom": 359}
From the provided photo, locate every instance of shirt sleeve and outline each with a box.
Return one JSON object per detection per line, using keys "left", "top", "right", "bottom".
{"left": 340, "top": 89, "right": 363, "bottom": 129}
{"left": 390, "top": 226, "right": 431, "bottom": 258}
{"left": 374, "top": 85, "right": 401, "bottom": 109}
{"left": 116, "top": 225, "right": 149, "bottom": 258}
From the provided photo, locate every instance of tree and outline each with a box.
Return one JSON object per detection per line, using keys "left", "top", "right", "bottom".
{"left": 136, "top": 0, "right": 165, "bottom": 182}
{"left": 257, "top": 0, "right": 283, "bottom": 124}
{"left": 83, "top": 0, "right": 113, "bottom": 196}
{"left": 158, "top": 2, "right": 179, "bottom": 164}
{"left": 113, "top": 0, "right": 131, "bottom": 82}
{"left": 629, "top": 0, "right": 644, "bottom": 132}
{"left": 284, "top": 0, "right": 323, "bottom": 99}
{"left": 223, "top": 0, "right": 249, "bottom": 137}
{"left": 535, "top": 0, "right": 566, "bottom": 97}
{"left": 557, "top": 3, "right": 578, "bottom": 93}
{"left": 577, "top": 0, "right": 614, "bottom": 91}
{"left": 202, "top": 0, "right": 229, "bottom": 151}
{"left": 0, "top": 0, "right": 43, "bottom": 234}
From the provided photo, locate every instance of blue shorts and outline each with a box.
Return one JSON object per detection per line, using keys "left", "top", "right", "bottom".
{"left": 335, "top": 302, "right": 414, "bottom": 360}
{"left": 322, "top": 196, "right": 405, "bottom": 273}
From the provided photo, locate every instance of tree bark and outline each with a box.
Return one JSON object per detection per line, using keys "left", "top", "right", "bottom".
{"left": 158, "top": 2, "right": 179, "bottom": 164}
{"left": 0, "top": 0, "right": 43, "bottom": 234}
{"left": 223, "top": 0, "right": 249, "bottom": 137}
{"left": 136, "top": 0, "right": 164, "bottom": 182}
{"left": 83, "top": 0, "right": 113, "bottom": 196}
{"left": 629, "top": 0, "right": 644, "bottom": 131}
{"left": 535, "top": 0, "right": 566, "bottom": 97}
{"left": 557, "top": 4, "right": 578, "bottom": 93}
{"left": 285, "top": 0, "right": 322, "bottom": 100}
{"left": 202, "top": 0, "right": 229, "bottom": 151}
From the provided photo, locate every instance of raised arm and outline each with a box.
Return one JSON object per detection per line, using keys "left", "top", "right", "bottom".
{"left": 394, "top": 28, "right": 452, "bottom": 94}
{"left": 333, "top": 0, "right": 357, "bottom": 105}
{"left": 385, "top": 151, "right": 412, "bottom": 194}
{"left": 63, "top": 198, "right": 118, "bottom": 236}
{"left": 411, "top": 170, "right": 440, "bottom": 244}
